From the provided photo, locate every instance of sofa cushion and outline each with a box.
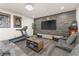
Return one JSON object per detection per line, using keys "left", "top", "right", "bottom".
{"left": 51, "top": 47, "right": 69, "bottom": 56}
{"left": 56, "top": 40, "right": 73, "bottom": 52}
{"left": 66, "top": 33, "right": 77, "bottom": 45}
{"left": 69, "top": 44, "right": 79, "bottom": 56}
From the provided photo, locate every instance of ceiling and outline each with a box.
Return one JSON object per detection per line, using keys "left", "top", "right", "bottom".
{"left": 0, "top": 3, "right": 79, "bottom": 18}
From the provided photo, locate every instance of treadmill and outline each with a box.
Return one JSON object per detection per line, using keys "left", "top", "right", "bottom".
{"left": 9, "top": 26, "right": 28, "bottom": 43}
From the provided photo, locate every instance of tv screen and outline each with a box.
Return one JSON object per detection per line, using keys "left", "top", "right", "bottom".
{"left": 41, "top": 20, "right": 56, "bottom": 30}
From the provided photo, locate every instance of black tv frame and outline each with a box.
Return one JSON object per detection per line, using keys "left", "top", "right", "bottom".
{"left": 41, "top": 20, "right": 56, "bottom": 30}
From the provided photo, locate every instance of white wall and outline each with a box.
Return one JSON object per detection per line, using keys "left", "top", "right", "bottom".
{"left": 76, "top": 6, "right": 79, "bottom": 32}
{"left": 22, "top": 16, "right": 34, "bottom": 36}
{"left": 0, "top": 9, "right": 34, "bottom": 41}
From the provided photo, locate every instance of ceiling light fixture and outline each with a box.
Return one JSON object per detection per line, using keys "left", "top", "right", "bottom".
{"left": 61, "top": 6, "right": 64, "bottom": 10}
{"left": 25, "top": 3, "right": 34, "bottom": 11}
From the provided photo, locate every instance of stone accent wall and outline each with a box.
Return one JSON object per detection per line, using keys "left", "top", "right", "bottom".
{"left": 34, "top": 10, "right": 76, "bottom": 36}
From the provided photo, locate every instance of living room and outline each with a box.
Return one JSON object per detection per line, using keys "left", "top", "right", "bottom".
{"left": 0, "top": 3, "right": 79, "bottom": 56}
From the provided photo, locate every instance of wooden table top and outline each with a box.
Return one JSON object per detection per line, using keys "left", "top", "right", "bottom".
{"left": 27, "top": 37, "right": 43, "bottom": 43}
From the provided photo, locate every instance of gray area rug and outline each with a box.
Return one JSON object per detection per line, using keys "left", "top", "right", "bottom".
{"left": 15, "top": 39, "right": 67, "bottom": 56}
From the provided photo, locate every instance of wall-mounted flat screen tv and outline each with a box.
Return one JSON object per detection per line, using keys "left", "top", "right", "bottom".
{"left": 41, "top": 20, "right": 56, "bottom": 30}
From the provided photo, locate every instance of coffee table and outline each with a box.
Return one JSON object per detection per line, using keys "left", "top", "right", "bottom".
{"left": 26, "top": 37, "right": 44, "bottom": 52}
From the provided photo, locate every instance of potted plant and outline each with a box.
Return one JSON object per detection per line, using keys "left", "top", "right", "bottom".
{"left": 32, "top": 23, "right": 36, "bottom": 35}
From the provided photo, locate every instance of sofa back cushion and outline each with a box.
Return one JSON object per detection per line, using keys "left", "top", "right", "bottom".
{"left": 66, "top": 33, "right": 77, "bottom": 45}
{"left": 75, "top": 33, "right": 79, "bottom": 44}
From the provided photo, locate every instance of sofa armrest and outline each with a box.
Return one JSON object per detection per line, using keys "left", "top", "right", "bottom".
{"left": 58, "top": 39, "right": 66, "bottom": 43}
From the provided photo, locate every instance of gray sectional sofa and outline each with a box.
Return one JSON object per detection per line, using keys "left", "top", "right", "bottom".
{"left": 0, "top": 40, "right": 26, "bottom": 56}
{"left": 56, "top": 33, "right": 77, "bottom": 52}
{"left": 51, "top": 33, "right": 79, "bottom": 56}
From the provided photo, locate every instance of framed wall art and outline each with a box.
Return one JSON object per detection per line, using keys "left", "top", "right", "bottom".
{"left": 13, "top": 15, "right": 22, "bottom": 28}
{"left": 0, "top": 12, "right": 10, "bottom": 28}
